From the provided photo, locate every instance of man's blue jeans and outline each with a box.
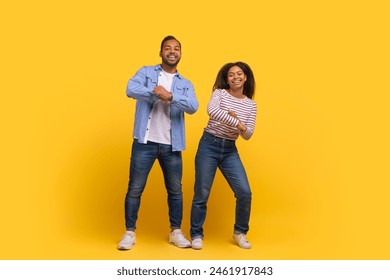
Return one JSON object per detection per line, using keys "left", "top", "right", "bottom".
{"left": 190, "top": 131, "right": 252, "bottom": 239}
{"left": 125, "top": 139, "right": 183, "bottom": 230}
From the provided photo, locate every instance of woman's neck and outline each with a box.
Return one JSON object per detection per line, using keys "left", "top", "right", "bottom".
{"left": 227, "top": 88, "right": 245, "bottom": 99}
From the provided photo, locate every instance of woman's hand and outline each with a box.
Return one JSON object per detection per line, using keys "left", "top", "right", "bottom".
{"left": 228, "top": 110, "right": 247, "bottom": 134}
{"left": 237, "top": 121, "right": 247, "bottom": 134}
{"left": 228, "top": 110, "right": 237, "bottom": 119}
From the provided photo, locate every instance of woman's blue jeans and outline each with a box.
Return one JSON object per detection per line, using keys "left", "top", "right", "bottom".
{"left": 190, "top": 131, "right": 252, "bottom": 239}
{"left": 125, "top": 139, "right": 183, "bottom": 230}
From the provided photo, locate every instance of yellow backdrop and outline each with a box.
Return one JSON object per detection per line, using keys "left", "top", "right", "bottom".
{"left": 1, "top": 0, "right": 390, "bottom": 260}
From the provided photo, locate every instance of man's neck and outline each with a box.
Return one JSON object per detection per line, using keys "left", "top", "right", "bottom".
{"left": 161, "top": 63, "right": 177, "bottom": 74}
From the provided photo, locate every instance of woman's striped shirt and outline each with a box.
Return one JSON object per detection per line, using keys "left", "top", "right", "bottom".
{"left": 204, "top": 89, "right": 257, "bottom": 140}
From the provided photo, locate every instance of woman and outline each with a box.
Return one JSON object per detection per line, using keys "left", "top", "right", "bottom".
{"left": 190, "top": 62, "right": 257, "bottom": 249}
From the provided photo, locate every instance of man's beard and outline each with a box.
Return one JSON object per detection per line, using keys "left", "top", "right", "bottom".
{"left": 162, "top": 56, "right": 181, "bottom": 67}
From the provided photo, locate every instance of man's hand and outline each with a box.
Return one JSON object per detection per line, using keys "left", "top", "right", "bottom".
{"left": 153, "top": 85, "right": 173, "bottom": 102}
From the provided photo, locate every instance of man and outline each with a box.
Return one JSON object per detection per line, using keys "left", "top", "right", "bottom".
{"left": 118, "top": 36, "right": 198, "bottom": 250}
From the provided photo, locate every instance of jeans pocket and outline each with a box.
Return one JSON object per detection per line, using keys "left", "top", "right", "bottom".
{"left": 201, "top": 135, "right": 216, "bottom": 145}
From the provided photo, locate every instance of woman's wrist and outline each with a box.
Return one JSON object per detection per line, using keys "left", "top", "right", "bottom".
{"left": 237, "top": 121, "right": 247, "bottom": 133}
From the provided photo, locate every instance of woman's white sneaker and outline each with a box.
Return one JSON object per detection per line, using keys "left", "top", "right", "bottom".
{"left": 191, "top": 238, "right": 203, "bottom": 250}
{"left": 233, "top": 233, "right": 251, "bottom": 249}
{"left": 169, "top": 229, "right": 191, "bottom": 248}
{"left": 118, "top": 231, "right": 136, "bottom": 250}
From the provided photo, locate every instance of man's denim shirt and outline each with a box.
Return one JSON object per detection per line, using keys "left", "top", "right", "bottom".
{"left": 126, "top": 64, "right": 199, "bottom": 151}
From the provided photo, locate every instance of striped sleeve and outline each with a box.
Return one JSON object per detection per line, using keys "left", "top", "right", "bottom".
{"left": 240, "top": 102, "right": 257, "bottom": 140}
{"left": 207, "top": 89, "right": 240, "bottom": 127}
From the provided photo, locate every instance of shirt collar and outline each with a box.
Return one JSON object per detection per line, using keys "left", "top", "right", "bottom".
{"left": 155, "top": 64, "right": 182, "bottom": 79}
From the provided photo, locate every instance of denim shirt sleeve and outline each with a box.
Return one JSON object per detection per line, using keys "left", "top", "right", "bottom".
{"left": 170, "top": 78, "right": 199, "bottom": 114}
{"left": 126, "top": 66, "right": 159, "bottom": 103}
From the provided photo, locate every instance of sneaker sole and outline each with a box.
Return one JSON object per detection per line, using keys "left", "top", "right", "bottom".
{"left": 237, "top": 244, "right": 251, "bottom": 249}
{"left": 169, "top": 241, "right": 191, "bottom": 248}
{"left": 234, "top": 240, "right": 251, "bottom": 249}
{"left": 118, "top": 243, "right": 135, "bottom": 250}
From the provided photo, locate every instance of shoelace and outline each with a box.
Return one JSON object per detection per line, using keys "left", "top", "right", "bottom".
{"left": 124, "top": 233, "right": 135, "bottom": 240}
{"left": 173, "top": 231, "right": 188, "bottom": 242}
{"left": 237, "top": 234, "right": 249, "bottom": 244}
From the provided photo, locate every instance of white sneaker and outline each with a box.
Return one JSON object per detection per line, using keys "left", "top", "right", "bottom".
{"left": 191, "top": 238, "right": 203, "bottom": 250}
{"left": 169, "top": 229, "right": 191, "bottom": 248}
{"left": 233, "top": 233, "right": 251, "bottom": 249}
{"left": 118, "top": 231, "right": 136, "bottom": 250}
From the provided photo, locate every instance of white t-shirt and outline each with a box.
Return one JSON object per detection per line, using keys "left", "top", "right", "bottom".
{"left": 144, "top": 70, "right": 174, "bottom": 144}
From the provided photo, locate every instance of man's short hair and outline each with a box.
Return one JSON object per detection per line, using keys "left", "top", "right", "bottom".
{"left": 160, "top": 35, "right": 181, "bottom": 52}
